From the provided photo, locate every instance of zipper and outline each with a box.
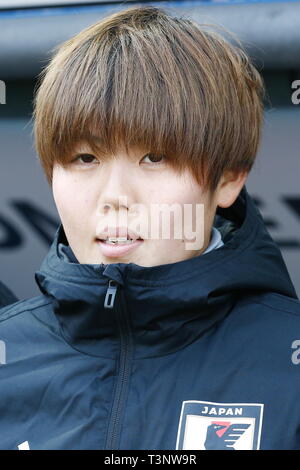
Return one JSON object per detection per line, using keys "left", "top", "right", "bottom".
{"left": 104, "top": 279, "right": 118, "bottom": 308}
{"left": 104, "top": 278, "right": 133, "bottom": 449}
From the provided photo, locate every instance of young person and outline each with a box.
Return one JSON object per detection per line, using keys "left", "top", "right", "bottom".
{"left": 0, "top": 6, "right": 300, "bottom": 450}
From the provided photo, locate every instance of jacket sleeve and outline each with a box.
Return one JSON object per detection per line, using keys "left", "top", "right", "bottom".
{"left": 0, "top": 281, "right": 18, "bottom": 308}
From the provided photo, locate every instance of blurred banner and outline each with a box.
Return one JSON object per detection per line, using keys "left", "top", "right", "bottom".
{"left": 1, "top": 0, "right": 300, "bottom": 79}
{"left": 0, "top": 0, "right": 299, "bottom": 300}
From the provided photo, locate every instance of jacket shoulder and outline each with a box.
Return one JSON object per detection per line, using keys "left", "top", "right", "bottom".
{"left": 246, "top": 292, "right": 300, "bottom": 317}
{"left": 0, "top": 295, "right": 52, "bottom": 324}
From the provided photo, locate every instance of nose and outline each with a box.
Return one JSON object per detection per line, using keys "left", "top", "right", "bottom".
{"left": 97, "top": 157, "right": 135, "bottom": 214}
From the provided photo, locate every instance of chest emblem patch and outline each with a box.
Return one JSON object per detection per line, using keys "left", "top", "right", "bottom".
{"left": 176, "top": 400, "right": 264, "bottom": 450}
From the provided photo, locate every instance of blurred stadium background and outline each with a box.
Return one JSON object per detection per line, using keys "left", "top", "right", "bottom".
{"left": 0, "top": 0, "right": 299, "bottom": 300}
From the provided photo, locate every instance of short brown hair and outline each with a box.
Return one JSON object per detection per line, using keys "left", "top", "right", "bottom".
{"left": 32, "top": 5, "right": 265, "bottom": 196}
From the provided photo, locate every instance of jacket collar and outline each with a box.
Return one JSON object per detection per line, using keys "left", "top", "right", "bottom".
{"left": 35, "top": 185, "right": 298, "bottom": 358}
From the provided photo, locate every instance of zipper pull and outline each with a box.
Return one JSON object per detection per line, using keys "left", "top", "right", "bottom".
{"left": 104, "top": 280, "right": 118, "bottom": 309}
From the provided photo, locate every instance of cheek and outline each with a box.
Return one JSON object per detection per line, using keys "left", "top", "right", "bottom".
{"left": 53, "top": 181, "right": 71, "bottom": 216}
{"left": 157, "top": 172, "right": 202, "bottom": 205}
{"left": 52, "top": 175, "right": 90, "bottom": 226}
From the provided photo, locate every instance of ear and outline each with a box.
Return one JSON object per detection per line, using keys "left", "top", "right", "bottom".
{"left": 215, "top": 170, "right": 248, "bottom": 209}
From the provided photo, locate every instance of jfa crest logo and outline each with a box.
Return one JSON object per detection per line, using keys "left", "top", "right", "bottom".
{"left": 176, "top": 401, "right": 264, "bottom": 450}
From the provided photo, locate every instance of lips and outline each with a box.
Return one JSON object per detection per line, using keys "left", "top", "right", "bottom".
{"left": 95, "top": 226, "right": 144, "bottom": 258}
{"left": 96, "top": 237, "right": 144, "bottom": 258}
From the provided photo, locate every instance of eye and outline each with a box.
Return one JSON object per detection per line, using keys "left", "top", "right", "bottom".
{"left": 74, "top": 153, "right": 98, "bottom": 165}
{"left": 141, "top": 153, "right": 165, "bottom": 164}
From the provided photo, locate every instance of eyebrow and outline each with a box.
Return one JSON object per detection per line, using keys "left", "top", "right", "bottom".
{"left": 89, "top": 135, "right": 104, "bottom": 143}
{"left": 74, "top": 136, "right": 103, "bottom": 151}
